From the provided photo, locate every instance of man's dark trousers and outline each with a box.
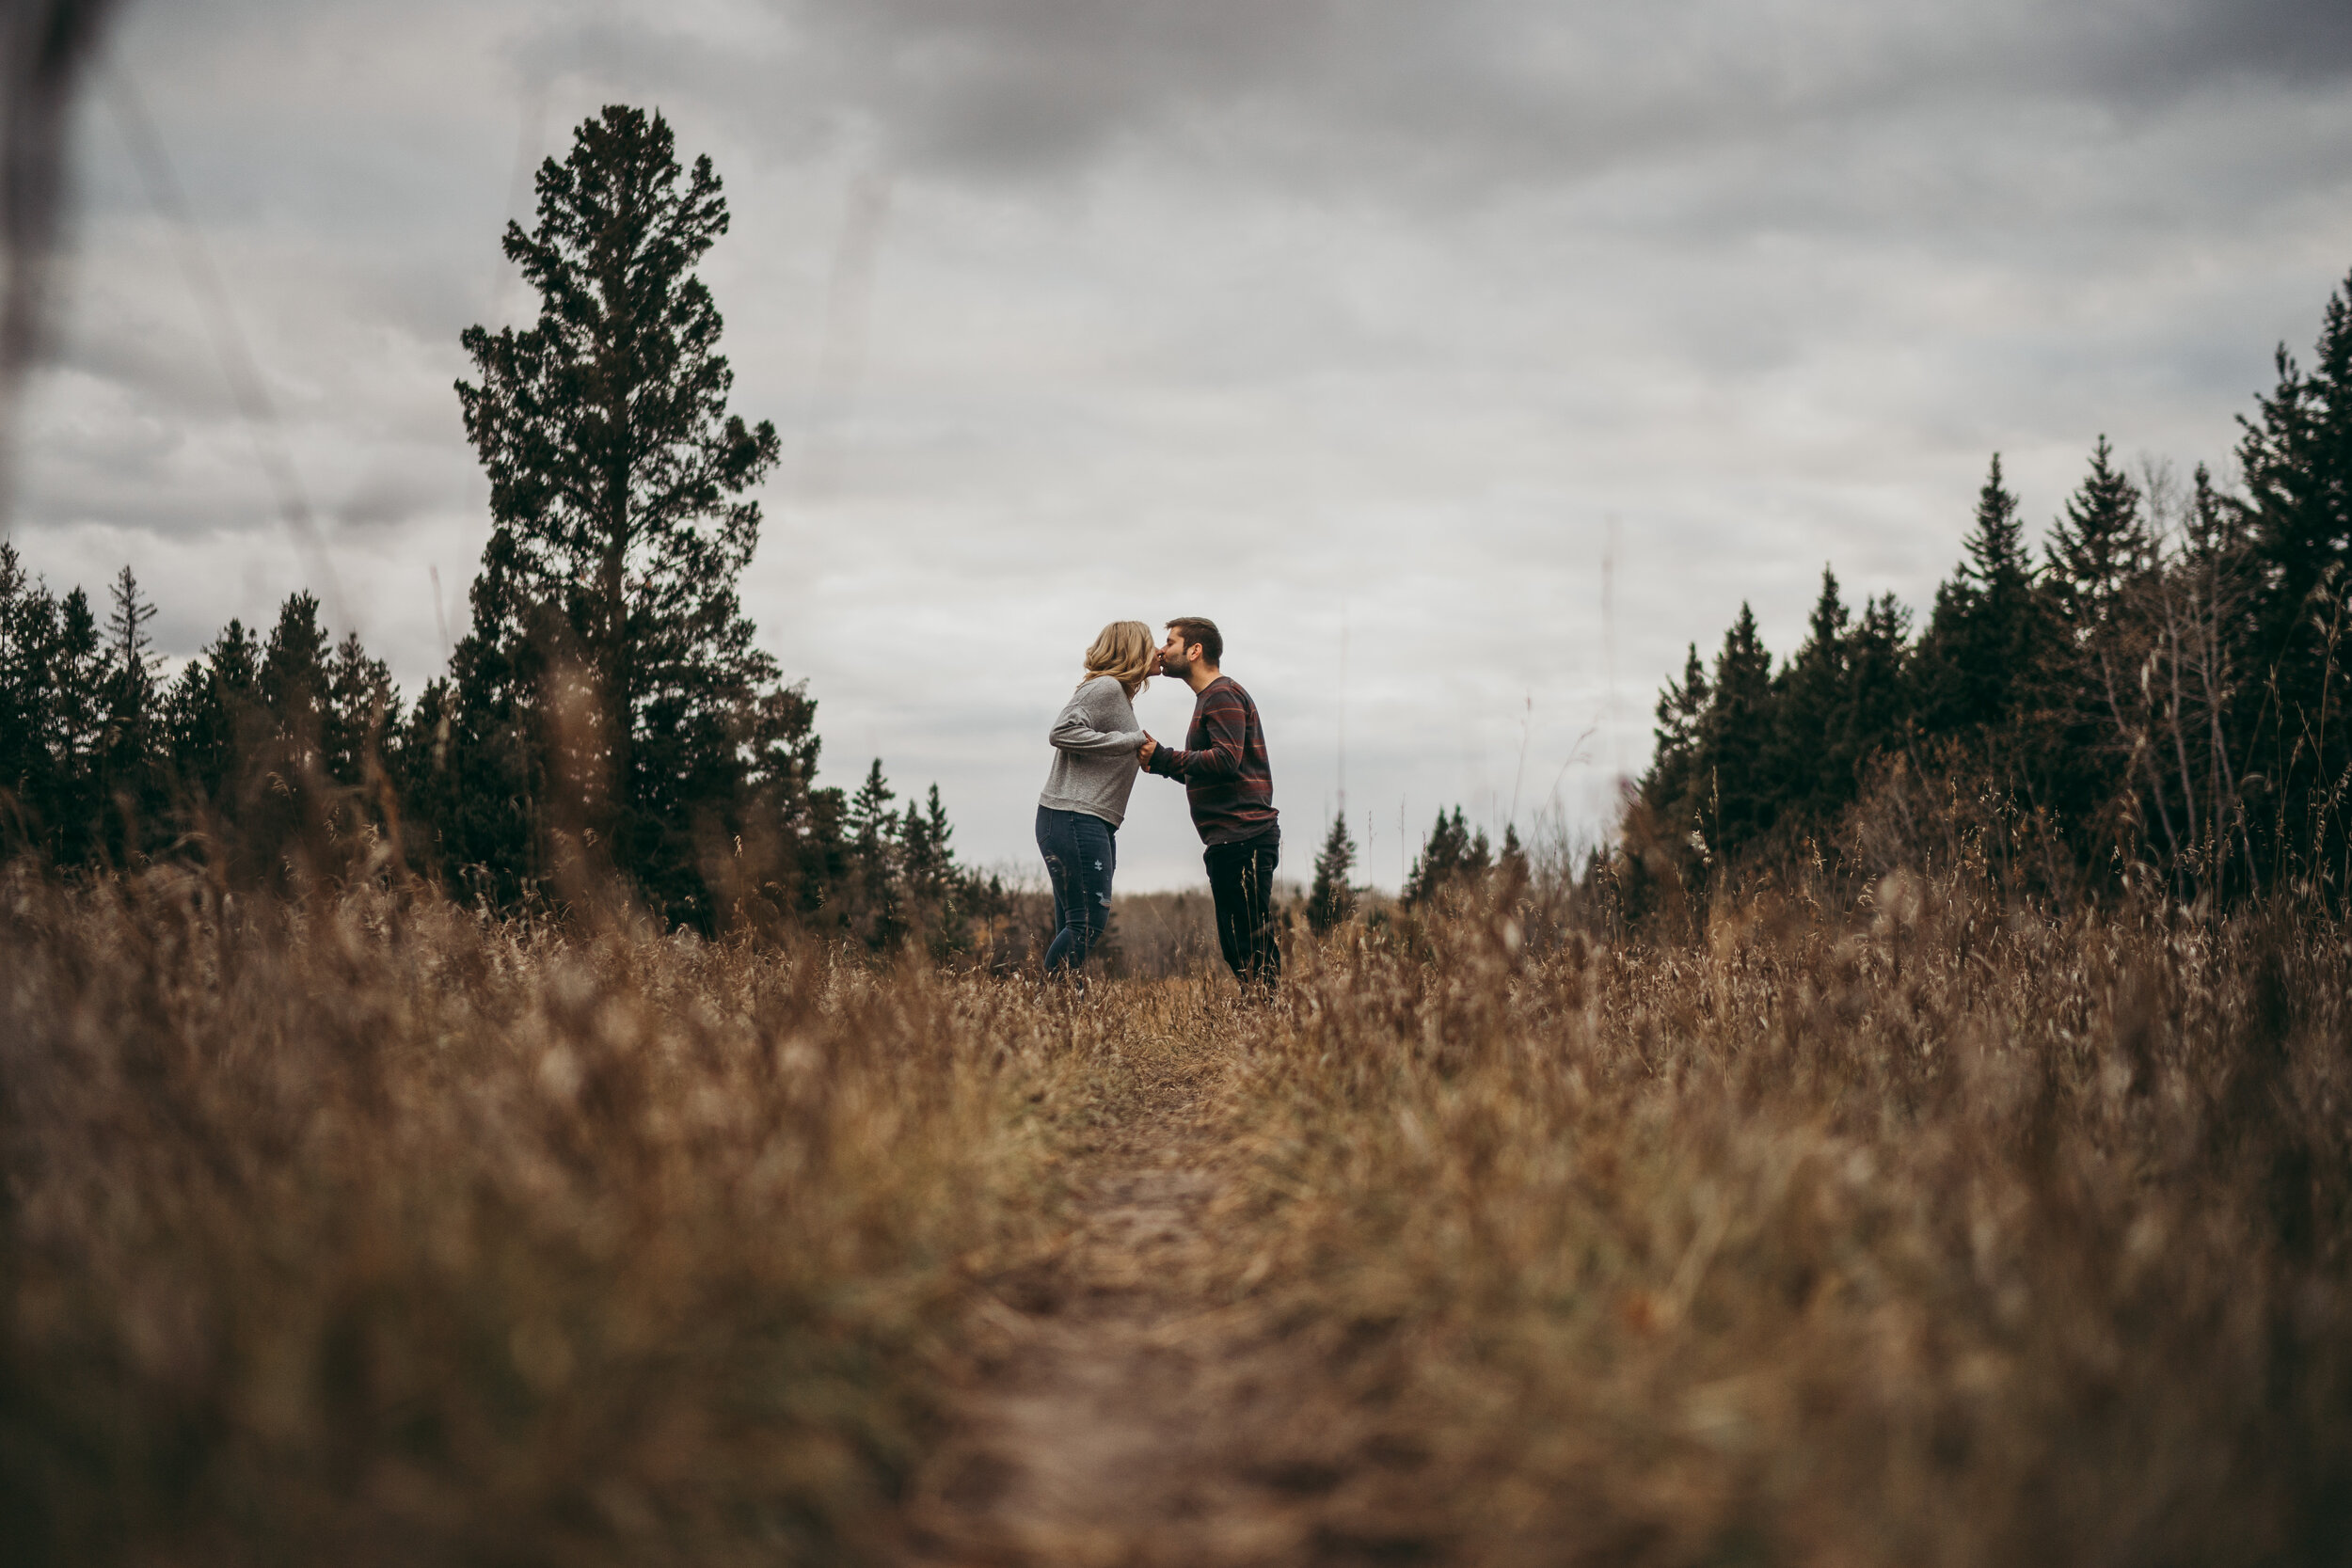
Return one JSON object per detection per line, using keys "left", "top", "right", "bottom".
{"left": 1204, "top": 827, "right": 1281, "bottom": 987}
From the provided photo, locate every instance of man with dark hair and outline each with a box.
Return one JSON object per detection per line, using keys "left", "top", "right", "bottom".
{"left": 1139, "top": 618, "right": 1281, "bottom": 988}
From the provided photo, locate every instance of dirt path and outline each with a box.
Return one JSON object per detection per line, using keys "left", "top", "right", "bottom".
{"left": 900, "top": 1042, "right": 1421, "bottom": 1567}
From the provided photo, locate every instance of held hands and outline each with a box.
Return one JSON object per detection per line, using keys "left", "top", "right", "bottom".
{"left": 1137, "top": 734, "right": 1158, "bottom": 768}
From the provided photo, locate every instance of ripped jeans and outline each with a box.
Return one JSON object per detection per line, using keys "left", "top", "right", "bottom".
{"left": 1037, "top": 804, "right": 1118, "bottom": 974}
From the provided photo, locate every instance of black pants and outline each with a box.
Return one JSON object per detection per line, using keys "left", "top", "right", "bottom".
{"left": 1203, "top": 828, "right": 1281, "bottom": 988}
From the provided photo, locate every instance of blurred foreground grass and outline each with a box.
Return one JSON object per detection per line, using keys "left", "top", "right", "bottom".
{"left": 0, "top": 868, "right": 1073, "bottom": 1564}
{"left": 1208, "top": 874, "right": 2352, "bottom": 1564}
{"left": 3, "top": 864, "right": 2347, "bottom": 1564}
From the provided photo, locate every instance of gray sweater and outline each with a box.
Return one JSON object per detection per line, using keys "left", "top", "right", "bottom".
{"left": 1039, "top": 675, "right": 1148, "bottom": 826}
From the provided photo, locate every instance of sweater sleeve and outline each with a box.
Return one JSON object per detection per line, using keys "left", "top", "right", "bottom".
{"left": 1049, "top": 679, "right": 1147, "bottom": 755}
{"left": 1150, "top": 688, "right": 1247, "bottom": 782}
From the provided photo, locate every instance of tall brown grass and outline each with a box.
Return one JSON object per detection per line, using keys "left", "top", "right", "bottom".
{"left": 1208, "top": 871, "right": 2352, "bottom": 1564}
{"left": 0, "top": 866, "right": 1072, "bottom": 1565}
{"left": 5, "top": 857, "right": 2346, "bottom": 1564}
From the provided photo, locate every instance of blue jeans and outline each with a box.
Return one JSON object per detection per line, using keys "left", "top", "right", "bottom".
{"left": 1037, "top": 805, "right": 1117, "bottom": 974}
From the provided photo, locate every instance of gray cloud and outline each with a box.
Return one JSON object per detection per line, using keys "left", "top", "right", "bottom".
{"left": 2112, "top": 0, "right": 2352, "bottom": 90}
{"left": 8, "top": 0, "right": 2350, "bottom": 888}
{"left": 523, "top": 0, "right": 2352, "bottom": 198}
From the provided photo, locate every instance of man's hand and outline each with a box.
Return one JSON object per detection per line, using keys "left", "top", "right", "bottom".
{"left": 1138, "top": 734, "right": 1158, "bottom": 768}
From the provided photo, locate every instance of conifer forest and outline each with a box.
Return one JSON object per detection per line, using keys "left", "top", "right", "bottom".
{"left": 1, "top": 107, "right": 1000, "bottom": 954}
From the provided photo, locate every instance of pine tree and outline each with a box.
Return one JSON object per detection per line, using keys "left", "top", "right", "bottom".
{"left": 1701, "top": 602, "right": 1776, "bottom": 853}
{"left": 2233, "top": 270, "right": 2352, "bottom": 877}
{"left": 1496, "top": 822, "right": 1530, "bottom": 893}
{"left": 898, "top": 782, "right": 950, "bottom": 924}
{"left": 1915, "top": 454, "right": 2037, "bottom": 737}
{"left": 1968, "top": 455, "right": 2032, "bottom": 587}
{"left": 1403, "top": 806, "right": 1488, "bottom": 908}
{"left": 845, "top": 758, "right": 903, "bottom": 947}
{"left": 898, "top": 782, "right": 987, "bottom": 957}
{"left": 2026, "top": 439, "right": 2160, "bottom": 849}
{"left": 1306, "top": 813, "right": 1358, "bottom": 933}
{"left": 102, "top": 566, "right": 156, "bottom": 713}
{"left": 2237, "top": 270, "right": 2352, "bottom": 660}
{"left": 1640, "top": 642, "right": 1710, "bottom": 833}
{"left": 162, "top": 619, "right": 261, "bottom": 811}
{"left": 437, "top": 104, "right": 795, "bottom": 924}
{"left": 95, "top": 567, "right": 165, "bottom": 858}
{"left": 848, "top": 758, "right": 897, "bottom": 853}
{"left": 260, "top": 592, "right": 332, "bottom": 772}
{"left": 0, "top": 543, "right": 61, "bottom": 850}
{"left": 2045, "top": 436, "right": 2152, "bottom": 637}
{"left": 48, "top": 587, "right": 103, "bottom": 863}
{"left": 899, "top": 784, "right": 949, "bottom": 903}
{"left": 1771, "top": 567, "right": 1851, "bottom": 819}
{"left": 323, "top": 632, "right": 398, "bottom": 788}
{"left": 1842, "top": 593, "right": 1911, "bottom": 776}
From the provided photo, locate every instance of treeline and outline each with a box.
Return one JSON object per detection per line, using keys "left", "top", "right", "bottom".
{"left": 1304, "top": 807, "right": 1532, "bottom": 932}
{"left": 0, "top": 104, "right": 1000, "bottom": 950}
{"left": 1634, "top": 267, "right": 2352, "bottom": 910}
{"left": 0, "top": 553, "right": 993, "bottom": 948}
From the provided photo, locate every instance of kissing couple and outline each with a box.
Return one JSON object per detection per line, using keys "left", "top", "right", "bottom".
{"left": 1034, "top": 617, "right": 1281, "bottom": 990}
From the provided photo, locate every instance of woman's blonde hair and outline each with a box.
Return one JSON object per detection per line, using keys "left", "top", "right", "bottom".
{"left": 1082, "top": 621, "right": 1158, "bottom": 698}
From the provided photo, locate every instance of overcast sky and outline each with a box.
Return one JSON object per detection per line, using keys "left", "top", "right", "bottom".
{"left": 8, "top": 0, "right": 2352, "bottom": 888}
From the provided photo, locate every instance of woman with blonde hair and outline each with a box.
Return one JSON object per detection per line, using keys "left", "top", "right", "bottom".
{"left": 1036, "top": 620, "right": 1157, "bottom": 977}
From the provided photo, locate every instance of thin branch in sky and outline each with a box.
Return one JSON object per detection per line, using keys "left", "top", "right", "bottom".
{"left": 100, "top": 62, "right": 345, "bottom": 626}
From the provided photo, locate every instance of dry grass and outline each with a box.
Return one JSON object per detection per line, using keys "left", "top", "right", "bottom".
{"left": 1205, "top": 872, "right": 2352, "bottom": 1564}
{"left": 5, "top": 862, "right": 2348, "bottom": 1565}
{"left": 0, "top": 866, "right": 1079, "bottom": 1565}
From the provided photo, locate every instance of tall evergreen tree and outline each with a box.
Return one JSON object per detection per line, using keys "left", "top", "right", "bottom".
{"left": 2233, "top": 268, "right": 2352, "bottom": 875}
{"left": 1403, "top": 806, "right": 1489, "bottom": 907}
{"left": 1496, "top": 822, "right": 1530, "bottom": 891}
{"left": 162, "top": 619, "right": 261, "bottom": 811}
{"left": 48, "top": 587, "right": 103, "bottom": 863}
{"left": 94, "top": 566, "right": 164, "bottom": 857}
{"left": 1643, "top": 641, "right": 1710, "bottom": 819}
{"left": 844, "top": 757, "right": 903, "bottom": 946}
{"left": 899, "top": 783, "right": 952, "bottom": 906}
{"left": 260, "top": 591, "right": 332, "bottom": 774}
{"left": 847, "top": 758, "right": 897, "bottom": 855}
{"left": 2044, "top": 435, "right": 2151, "bottom": 638}
{"left": 323, "top": 632, "right": 398, "bottom": 788}
{"left": 2237, "top": 270, "right": 2352, "bottom": 662}
{"left": 1771, "top": 567, "right": 1852, "bottom": 820}
{"left": 1915, "top": 454, "right": 2037, "bottom": 736}
{"left": 1843, "top": 593, "right": 1912, "bottom": 773}
{"left": 1306, "top": 813, "right": 1358, "bottom": 933}
{"left": 1701, "top": 602, "right": 1776, "bottom": 853}
{"left": 2028, "top": 439, "right": 2159, "bottom": 851}
{"left": 0, "top": 543, "right": 60, "bottom": 848}
{"left": 101, "top": 566, "right": 156, "bottom": 713}
{"left": 898, "top": 782, "right": 988, "bottom": 957}
{"left": 436, "top": 104, "right": 796, "bottom": 923}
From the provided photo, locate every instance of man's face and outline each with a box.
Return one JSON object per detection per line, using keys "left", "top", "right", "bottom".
{"left": 1157, "top": 627, "right": 1195, "bottom": 675}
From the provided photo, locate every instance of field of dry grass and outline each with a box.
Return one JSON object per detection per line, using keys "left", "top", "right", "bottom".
{"left": 1208, "top": 875, "right": 2352, "bottom": 1563}
{"left": 0, "top": 867, "right": 1074, "bottom": 1564}
{"left": 4, "top": 863, "right": 2347, "bottom": 1564}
